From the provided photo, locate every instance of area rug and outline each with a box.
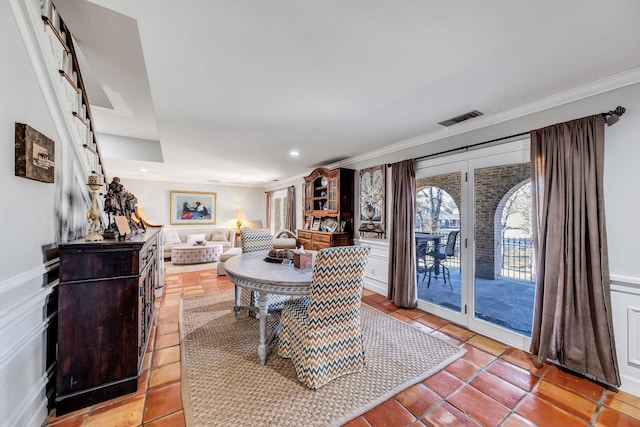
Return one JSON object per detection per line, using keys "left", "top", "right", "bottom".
{"left": 165, "top": 261, "right": 218, "bottom": 274}
{"left": 179, "top": 292, "right": 465, "bottom": 427}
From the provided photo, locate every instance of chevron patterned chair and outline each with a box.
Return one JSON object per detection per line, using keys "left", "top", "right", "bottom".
{"left": 238, "top": 227, "right": 290, "bottom": 316}
{"left": 278, "top": 245, "right": 371, "bottom": 389}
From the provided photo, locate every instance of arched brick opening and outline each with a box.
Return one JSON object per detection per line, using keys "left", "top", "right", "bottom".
{"left": 493, "top": 179, "right": 531, "bottom": 279}
{"left": 474, "top": 163, "right": 530, "bottom": 279}
{"left": 416, "top": 172, "right": 461, "bottom": 210}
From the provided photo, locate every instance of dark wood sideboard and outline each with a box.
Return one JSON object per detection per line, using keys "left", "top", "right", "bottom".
{"left": 56, "top": 227, "right": 161, "bottom": 414}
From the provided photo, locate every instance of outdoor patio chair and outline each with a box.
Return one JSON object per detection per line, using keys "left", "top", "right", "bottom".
{"left": 425, "top": 230, "right": 459, "bottom": 289}
{"left": 416, "top": 240, "right": 430, "bottom": 282}
{"left": 278, "top": 245, "right": 371, "bottom": 389}
{"left": 238, "top": 228, "right": 290, "bottom": 316}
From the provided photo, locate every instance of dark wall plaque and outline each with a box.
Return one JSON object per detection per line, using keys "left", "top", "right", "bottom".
{"left": 15, "top": 123, "right": 55, "bottom": 183}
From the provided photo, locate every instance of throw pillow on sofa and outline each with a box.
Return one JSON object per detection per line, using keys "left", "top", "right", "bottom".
{"left": 210, "top": 229, "right": 228, "bottom": 241}
{"left": 186, "top": 233, "right": 206, "bottom": 244}
{"left": 164, "top": 230, "right": 182, "bottom": 245}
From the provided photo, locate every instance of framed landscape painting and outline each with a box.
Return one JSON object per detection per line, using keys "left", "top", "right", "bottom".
{"left": 170, "top": 190, "right": 217, "bottom": 225}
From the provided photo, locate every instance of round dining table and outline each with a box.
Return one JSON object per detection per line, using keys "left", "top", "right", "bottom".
{"left": 224, "top": 250, "right": 316, "bottom": 365}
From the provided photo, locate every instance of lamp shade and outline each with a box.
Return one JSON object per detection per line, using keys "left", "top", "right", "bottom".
{"left": 233, "top": 210, "right": 246, "bottom": 220}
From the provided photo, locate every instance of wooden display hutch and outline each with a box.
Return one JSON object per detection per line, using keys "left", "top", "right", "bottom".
{"left": 298, "top": 167, "right": 354, "bottom": 250}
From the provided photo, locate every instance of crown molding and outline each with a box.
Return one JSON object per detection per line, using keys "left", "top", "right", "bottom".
{"left": 329, "top": 67, "right": 640, "bottom": 169}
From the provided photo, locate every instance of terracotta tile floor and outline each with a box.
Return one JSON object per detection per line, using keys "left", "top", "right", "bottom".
{"left": 45, "top": 268, "right": 640, "bottom": 427}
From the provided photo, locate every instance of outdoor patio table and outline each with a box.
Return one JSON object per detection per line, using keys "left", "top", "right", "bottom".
{"left": 416, "top": 233, "right": 443, "bottom": 275}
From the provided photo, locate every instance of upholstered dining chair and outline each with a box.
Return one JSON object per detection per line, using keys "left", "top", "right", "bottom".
{"left": 240, "top": 227, "right": 274, "bottom": 254}
{"left": 278, "top": 245, "right": 371, "bottom": 389}
{"left": 238, "top": 227, "right": 290, "bottom": 316}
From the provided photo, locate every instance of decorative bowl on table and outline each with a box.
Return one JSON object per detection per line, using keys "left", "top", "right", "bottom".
{"left": 264, "top": 249, "right": 295, "bottom": 263}
{"left": 194, "top": 240, "right": 205, "bottom": 245}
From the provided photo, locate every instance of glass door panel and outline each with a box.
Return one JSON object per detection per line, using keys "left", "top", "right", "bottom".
{"left": 415, "top": 141, "right": 534, "bottom": 350}
{"left": 468, "top": 144, "right": 534, "bottom": 349}
{"left": 472, "top": 163, "right": 534, "bottom": 334}
{"left": 415, "top": 162, "right": 466, "bottom": 325}
{"left": 328, "top": 180, "right": 337, "bottom": 211}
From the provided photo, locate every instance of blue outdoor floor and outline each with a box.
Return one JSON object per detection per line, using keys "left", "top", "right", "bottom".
{"left": 417, "top": 267, "right": 535, "bottom": 336}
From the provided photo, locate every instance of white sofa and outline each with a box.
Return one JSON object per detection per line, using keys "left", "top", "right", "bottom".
{"left": 163, "top": 227, "right": 236, "bottom": 259}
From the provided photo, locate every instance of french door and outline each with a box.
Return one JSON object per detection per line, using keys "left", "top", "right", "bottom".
{"left": 416, "top": 140, "right": 534, "bottom": 350}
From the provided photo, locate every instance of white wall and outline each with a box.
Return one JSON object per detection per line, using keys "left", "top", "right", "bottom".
{"left": 0, "top": 1, "right": 59, "bottom": 280}
{"left": 1, "top": 0, "right": 62, "bottom": 425}
{"left": 123, "top": 178, "right": 267, "bottom": 229}
{"left": 2, "top": 0, "right": 103, "bottom": 424}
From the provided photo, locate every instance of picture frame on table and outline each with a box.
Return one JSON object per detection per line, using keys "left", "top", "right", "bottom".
{"left": 322, "top": 218, "right": 338, "bottom": 232}
{"left": 311, "top": 217, "right": 320, "bottom": 230}
{"left": 170, "top": 190, "right": 217, "bottom": 225}
{"left": 304, "top": 221, "right": 310, "bottom": 230}
{"left": 340, "top": 221, "right": 347, "bottom": 232}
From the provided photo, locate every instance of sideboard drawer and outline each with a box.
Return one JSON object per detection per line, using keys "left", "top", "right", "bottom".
{"left": 60, "top": 250, "right": 137, "bottom": 281}
{"left": 314, "top": 233, "right": 332, "bottom": 244}
{"left": 296, "top": 230, "right": 353, "bottom": 250}
{"left": 297, "top": 230, "right": 312, "bottom": 239}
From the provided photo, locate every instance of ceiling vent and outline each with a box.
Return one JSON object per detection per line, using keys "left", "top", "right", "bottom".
{"left": 438, "top": 110, "right": 484, "bottom": 127}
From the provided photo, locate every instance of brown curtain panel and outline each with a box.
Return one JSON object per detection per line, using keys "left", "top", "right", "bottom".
{"left": 388, "top": 159, "right": 417, "bottom": 308}
{"left": 530, "top": 114, "right": 620, "bottom": 386}
{"left": 265, "top": 190, "right": 274, "bottom": 231}
{"left": 285, "top": 186, "right": 296, "bottom": 231}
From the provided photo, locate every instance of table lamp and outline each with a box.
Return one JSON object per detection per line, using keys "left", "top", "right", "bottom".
{"left": 233, "top": 210, "right": 246, "bottom": 235}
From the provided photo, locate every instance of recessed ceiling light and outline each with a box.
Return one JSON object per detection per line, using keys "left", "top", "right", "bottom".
{"left": 290, "top": 150, "right": 299, "bottom": 156}
{"left": 140, "top": 168, "right": 148, "bottom": 172}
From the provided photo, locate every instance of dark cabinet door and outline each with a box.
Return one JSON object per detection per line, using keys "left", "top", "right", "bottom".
{"left": 57, "top": 278, "right": 139, "bottom": 394}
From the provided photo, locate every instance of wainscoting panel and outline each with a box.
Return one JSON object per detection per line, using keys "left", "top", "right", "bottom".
{"left": 357, "top": 238, "right": 389, "bottom": 297}
{"left": 627, "top": 306, "right": 640, "bottom": 369}
{"left": 0, "top": 265, "right": 57, "bottom": 427}
{"left": 611, "top": 275, "right": 640, "bottom": 396}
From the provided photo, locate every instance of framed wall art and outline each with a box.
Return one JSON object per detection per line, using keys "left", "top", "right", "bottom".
{"left": 170, "top": 190, "right": 217, "bottom": 225}
{"left": 359, "top": 164, "right": 386, "bottom": 238}
{"left": 15, "top": 123, "right": 55, "bottom": 183}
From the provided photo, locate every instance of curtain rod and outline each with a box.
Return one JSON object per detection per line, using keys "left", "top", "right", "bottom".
{"left": 387, "top": 105, "right": 625, "bottom": 166}
{"left": 387, "top": 131, "right": 530, "bottom": 167}
{"left": 265, "top": 185, "right": 295, "bottom": 193}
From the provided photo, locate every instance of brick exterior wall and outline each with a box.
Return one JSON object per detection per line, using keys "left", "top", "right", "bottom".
{"left": 474, "top": 163, "right": 530, "bottom": 279}
{"left": 416, "top": 164, "right": 530, "bottom": 280}
{"left": 416, "top": 172, "right": 462, "bottom": 209}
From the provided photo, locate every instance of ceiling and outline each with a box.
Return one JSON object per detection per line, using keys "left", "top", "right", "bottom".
{"left": 53, "top": 0, "right": 640, "bottom": 186}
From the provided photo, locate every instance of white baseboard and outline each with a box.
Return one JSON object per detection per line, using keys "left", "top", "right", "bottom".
{"left": 364, "top": 277, "right": 386, "bottom": 297}
{"left": 620, "top": 373, "right": 640, "bottom": 397}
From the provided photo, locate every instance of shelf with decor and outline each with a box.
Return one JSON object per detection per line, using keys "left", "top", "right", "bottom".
{"left": 298, "top": 167, "right": 354, "bottom": 250}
